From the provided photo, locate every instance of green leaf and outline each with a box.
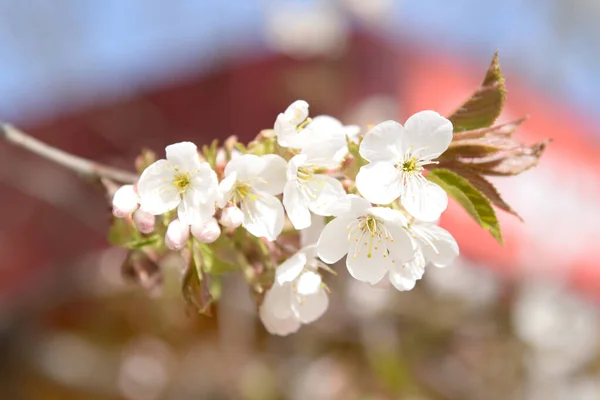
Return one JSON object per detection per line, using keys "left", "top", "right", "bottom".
{"left": 427, "top": 168, "right": 503, "bottom": 244}
{"left": 439, "top": 165, "right": 522, "bottom": 221}
{"left": 123, "top": 234, "right": 160, "bottom": 249}
{"left": 448, "top": 51, "right": 506, "bottom": 132}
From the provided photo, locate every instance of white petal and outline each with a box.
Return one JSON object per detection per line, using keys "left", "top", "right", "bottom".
{"left": 165, "top": 219, "right": 190, "bottom": 250}
{"left": 306, "top": 174, "right": 347, "bottom": 216}
{"left": 359, "top": 120, "right": 404, "bottom": 162}
{"left": 133, "top": 209, "right": 155, "bottom": 234}
{"left": 344, "top": 125, "right": 361, "bottom": 140}
{"left": 317, "top": 216, "right": 352, "bottom": 264}
{"left": 217, "top": 172, "right": 237, "bottom": 207}
{"left": 177, "top": 188, "right": 215, "bottom": 226}
{"left": 283, "top": 181, "right": 312, "bottom": 230}
{"left": 241, "top": 191, "right": 285, "bottom": 241}
{"left": 262, "top": 283, "right": 294, "bottom": 319}
{"left": 301, "top": 115, "right": 347, "bottom": 161}
{"left": 224, "top": 154, "right": 264, "bottom": 181}
{"left": 287, "top": 154, "right": 308, "bottom": 181}
{"left": 366, "top": 206, "right": 409, "bottom": 227}
{"left": 275, "top": 116, "right": 304, "bottom": 148}
{"left": 191, "top": 217, "right": 221, "bottom": 244}
{"left": 384, "top": 223, "right": 417, "bottom": 264}
{"left": 320, "top": 194, "right": 371, "bottom": 219}
{"left": 295, "top": 270, "right": 322, "bottom": 296}
{"left": 189, "top": 163, "right": 219, "bottom": 204}
{"left": 292, "top": 287, "right": 329, "bottom": 323}
{"left": 401, "top": 179, "right": 448, "bottom": 222}
{"left": 137, "top": 160, "right": 180, "bottom": 215}
{"left": 356, "top": 162, "right": 403, "bottom": 204}
{"left": 414, "top": 224, "right": 459, "bottom": 267}
{"left": 112, "top": 185, "right": 139, "bottom": 217}
{"left": 346, "top": 236, "right": 391, "bottom": 284}
{"left": 259, "top": 304, "right": 301, "bottom": 336}
{"left": 403, "top": 111, "right": 453, "bottom": 159}
{"left": 254, "top": 154, "right": 287, "bottom": 195}
{"left": 276, "top": 252, "right": 308, "bottom": 285}
{"left": 283, "top": 100, "right": 309, "bottom": 126}
{"left": 389, "top": 252, "right": 426, "bottom": 291}
{"left": 165, "top": 142, "right": 202, "bottom": 172}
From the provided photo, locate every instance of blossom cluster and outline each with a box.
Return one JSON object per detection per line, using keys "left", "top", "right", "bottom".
{"left": 112, "top": 100, "right": 459, "bottom": 336}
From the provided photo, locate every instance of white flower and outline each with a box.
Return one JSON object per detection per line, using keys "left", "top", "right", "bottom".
{"left": 387, "top": 218, "right": 459, "bottom": 291}
{"left": 317, "top": 196, "right": 414, "bottom": 284}
{"left": 283, "top": 154, "right": 346, "bottom": 230}
{"left": 274, "top": 100, "right": 310, "bottom": 148}
{"left": 219, "top": 206, "right": 244, "bottom": 229}
{"left": 218, "top": 154, "right": 287, "bottom": 241}
{"left": 112, "top": 185, "right": 139, "bottom": 218}
{"left": 191, "top": 217, "right": 221, "bottom": 243}
{"left": 355, "top": 111, "right": 453, "bottom": 221}
{"left": 301, "top": 115, "right": 351, "bottom": 162}
{"left": 274, "top": 101, "right": 350, "bottom": 162}
{"left": 165, "top": 219, "right": 190, "bottom": 250}
{"left": 259, "top": 245, "right": 329, "bottom": 336}
{"left": 137, "top": 142, "right": 219, "bottom": 226}
{"left": 133, "top": 209, "right": 155, "bottom": 234}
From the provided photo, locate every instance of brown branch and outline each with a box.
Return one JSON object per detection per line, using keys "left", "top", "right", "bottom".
{"left": 1, "top": 123, "right": 138, "bottom": 184}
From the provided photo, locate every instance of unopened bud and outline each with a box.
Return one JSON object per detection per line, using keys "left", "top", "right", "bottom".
{"left": 112, "top": 185, "right": 139, "bottom": 218}
{"left": 191, "top": 218, "right": 221, "bottom": 243}
{"left": 133, "top": 209, "right": 155, "bottom": 234}
{"left": 219, "top": 206, "right": 244, "bottom": 229}
{"left": 165, "top": 219, "right": 190, "bottom": 250}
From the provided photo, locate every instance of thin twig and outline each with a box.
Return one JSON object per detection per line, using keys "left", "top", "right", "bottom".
{"left": 1, "top": 123, "right": 138, "bottom": 184}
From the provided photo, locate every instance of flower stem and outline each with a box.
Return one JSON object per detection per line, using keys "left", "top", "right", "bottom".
{"left": 0, "top": 123, "right": 138, "bottom": 184}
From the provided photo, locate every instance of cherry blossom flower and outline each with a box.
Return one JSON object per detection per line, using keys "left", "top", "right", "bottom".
{"left": 137, "top": 142, "right": 219, "bottom": 226}
{"left": 283, "top": 153, "right": 346, "bottom": 229}
{"left": 259, "top": 245, "right": 329, "bottom": 335}
{"left": 388, "top": 218, "right": 459, "bottom": 291}
{"left": 112, "top": 185, "right": 139, "bottom": 218}
{"left": 274, "top": 100, "right": 311, "bottom": 148}
{"left": 317, "top": 196, "right": 414, "bottom": 284}
{"left": 356, "top": 111, "right": 453, "bottom": 221}
{"left": 218, "top": 154, "right": 287, "bottom": 241}
{"left": 274, "top": 101, "right": 353, "bottom": 162}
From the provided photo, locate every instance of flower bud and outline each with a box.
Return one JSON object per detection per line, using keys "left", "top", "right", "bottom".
{"left": 219, "top": 206, "right": 244, "bottom": 229}
{"left": 191, "top": 218, "right": 221, "bottom": 243}
{"left": 112, "top": 185, "right": 139, "bottom": 218}
{"left": 133, "top": 209, "right": 155, "bottom": 234}
{"left": 165, "top": 219, "right": 190, "bottom": 250}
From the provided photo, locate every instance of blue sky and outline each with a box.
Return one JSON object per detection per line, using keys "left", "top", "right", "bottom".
{"left": 0, "top": 0, "right": 598, "bottom": 125}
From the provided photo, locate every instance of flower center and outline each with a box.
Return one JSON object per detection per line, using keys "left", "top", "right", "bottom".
{"left": 401, "top": 156, "right": 420, "bottom": 173}
{"left": 347, "top": 215, "right": 396, "bottom": 261}
{"left": 173, "top": 173, "right": 191, "bottom": 193}
{"left": 232, "top": 182, "right": 258, "bottom": 204}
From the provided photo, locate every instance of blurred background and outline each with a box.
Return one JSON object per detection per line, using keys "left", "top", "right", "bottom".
{"left": 1, "top": 1, "right": 600, "bottom": 399}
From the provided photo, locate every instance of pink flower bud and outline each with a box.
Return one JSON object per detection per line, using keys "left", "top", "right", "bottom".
{"left": 191, "top": 218, "right": 221, "bottom": 243}
{"left": 165, "top": 219, "right": 190, "bottom": 250}
{"left": 133, "top": 209, "right": 155, "bottom": 234}
{"left": 219, "top": 206, "right": 244, "bottom": 229}
{"left": 112, "top": 185, "right": 139, "bottom": 218}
